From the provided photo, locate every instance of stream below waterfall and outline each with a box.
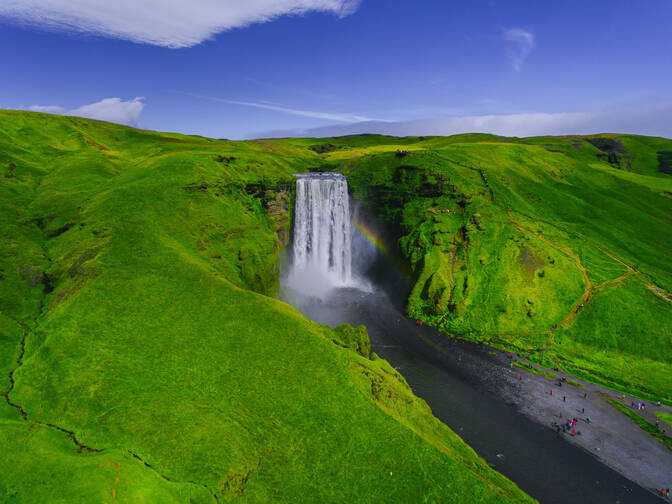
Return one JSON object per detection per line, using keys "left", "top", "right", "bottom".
{"left": 282, "top": 262, "right": 661, "bottom": 504}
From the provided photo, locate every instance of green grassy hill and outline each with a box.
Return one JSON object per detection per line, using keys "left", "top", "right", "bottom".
{"left": 0, "top": 111, "right": 534, "bottom": 503}
{"left": 322, "top": 132, "right": 672, "bottom": 404}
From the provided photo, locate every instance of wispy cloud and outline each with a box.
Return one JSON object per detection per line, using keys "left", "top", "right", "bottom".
{"left": 251, "top": 101, "right": 672, "bottom": 139}
{"left": 29, "top": 105, "right": 65, "bottom": 114}
{"left": 29, "top": 97, "right": 145, "bottom": 126}
{"left": 503, "top": 28, "right": 535, "bottom": 71}
{"left": 184, "top": 92, "right": 383, "bottom": 123}
{"left": 0, "top": 0, "right": 362, "bottom": 48}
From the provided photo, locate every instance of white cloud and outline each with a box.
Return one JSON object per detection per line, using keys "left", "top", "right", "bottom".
{"left": 503, "top": 28, "right": 535, "bottom": 71}
{"left": 0, "top": 0, "right": 362, "bottom": 48}
{"left": 183, "top": 91, "right": 384, "bottom": 122}
{"left": 29, "top": 105, "right": 66, "bottom": 114}
{"left": 251, "top": 101, "right": 672, "bottom": 139}
{"left": 227, "top": 99, "right": 379, "bottom": 123}
{"left": 29, "top": 97, "right": 145, "bottom": 127}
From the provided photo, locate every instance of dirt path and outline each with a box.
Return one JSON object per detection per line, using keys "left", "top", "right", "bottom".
{"left": 507, "top": 209, "right": 590, "bottom": 337}
{"left": 494, "top": 211, "right": 644, "bottom": 353}
{"left": 109, "top": 460, "right": 120, "bottom": 499}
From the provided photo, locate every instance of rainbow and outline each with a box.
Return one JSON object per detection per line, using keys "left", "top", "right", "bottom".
{"left": 353, "top": 220, "right": 389, "bottom": 255}
{"left": 352, "top": 219, "right": 414, "bottom": 284}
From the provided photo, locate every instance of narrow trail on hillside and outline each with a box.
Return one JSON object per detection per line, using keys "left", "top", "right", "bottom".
{"left": 467, "top": 210, "right": 645, "bottom": 361}
{"left": 109, "top": 460, "right": 120, "bottom": 499}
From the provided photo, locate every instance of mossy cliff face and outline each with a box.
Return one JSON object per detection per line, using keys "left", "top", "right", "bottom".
{"left": 0, "top": 112, "right": 535, "bottom": 503}
{"left": 335, "top": 134, "right": 672, "bottom": 404}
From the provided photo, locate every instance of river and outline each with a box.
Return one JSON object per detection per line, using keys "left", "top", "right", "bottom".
{"left": 281, "top": 252, "right": 661, "bottom": 504}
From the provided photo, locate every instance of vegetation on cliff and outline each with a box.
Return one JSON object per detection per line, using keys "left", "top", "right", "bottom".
{"left": 330, "top": 133, "right": 672, "bottom": 404}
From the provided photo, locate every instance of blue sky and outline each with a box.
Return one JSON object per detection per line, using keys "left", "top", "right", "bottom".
{"left": 1, "top": 0, "right": 671, "bottom": 139}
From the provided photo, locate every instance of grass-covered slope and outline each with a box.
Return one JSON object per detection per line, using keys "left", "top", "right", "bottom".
{"left": 313, "top": 133, "right": 671, "bottom": 403}
{"left": 0, "top": 111, "right": 533, "bottom": 503}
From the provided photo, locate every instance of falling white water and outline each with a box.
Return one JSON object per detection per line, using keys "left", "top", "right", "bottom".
{"left": 286, "top": 173, "right": 355, "bottom": 297}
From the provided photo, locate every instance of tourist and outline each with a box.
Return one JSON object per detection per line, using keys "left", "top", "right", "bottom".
{"left": 550, "top": 389, "right": 553, "bottom": 395}
{"left": 519, "top": 374, "right": 523, "bottom": 380}
{"left": 563, "top": 396, "right": 566, "bottom": 402}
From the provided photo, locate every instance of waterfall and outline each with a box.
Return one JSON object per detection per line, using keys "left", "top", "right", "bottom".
{"left": 287, "top": 173, "right": 352, "bottom": 295}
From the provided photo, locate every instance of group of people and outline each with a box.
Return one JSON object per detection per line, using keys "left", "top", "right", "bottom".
{"left": 554, "top": 417, "right": 585, "bottom": 437}
{"left": 516, "top": 359, "right": 672, "bottom": 498}
{"left": 653, "top": 287, "right": 672, "bottom": 300}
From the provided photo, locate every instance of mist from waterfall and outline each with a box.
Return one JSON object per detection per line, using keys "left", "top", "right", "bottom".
{"left": 285, "top": 173, "right": 369, "bottom": 298}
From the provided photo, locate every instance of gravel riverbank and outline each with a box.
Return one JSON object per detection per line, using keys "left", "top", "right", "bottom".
{"left": 415, "top": 325, "right": 672, "bottom": 501}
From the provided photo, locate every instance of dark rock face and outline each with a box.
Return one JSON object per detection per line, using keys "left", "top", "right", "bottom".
{"left": 17, "top": 266, "right": 54, "bottom": 293}
{"left": 309, "top": 143, "right": 342, "bottom": 154}
{"left": 245, "top": 181, "right": 293, "bottom": 247}
{"left": 586, "top": 138, "right": 629, "bottom": 168}
{"left": 214, "top": 155, "right": 236, "bottom": 164}
{"left": 48, "top": 222, "right": 74, "bottom": 238}
{"left": 586, "top": 138, "right": 627, "bottom": 154}
{"left": 657, "top": 151, "right": 672, "bottom": 175}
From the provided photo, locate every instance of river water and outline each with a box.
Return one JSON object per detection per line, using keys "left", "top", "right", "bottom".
{"left": 281, "top": 253, "right": 660, "bottom": 504}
